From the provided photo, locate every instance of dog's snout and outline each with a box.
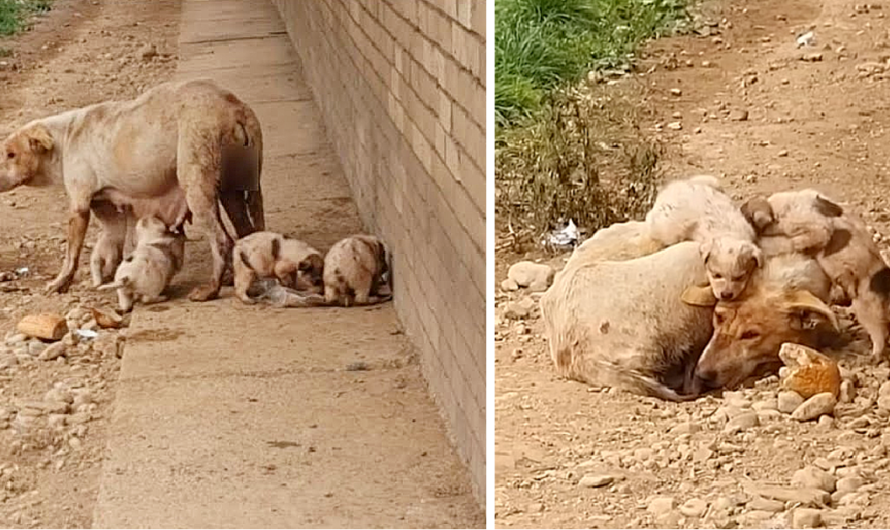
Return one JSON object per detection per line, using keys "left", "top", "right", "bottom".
{"left": 693, "top": 368, "right": 721, "bottom": 390}
{"left": 719, "top": 290, "right": 734, "bottom": 301}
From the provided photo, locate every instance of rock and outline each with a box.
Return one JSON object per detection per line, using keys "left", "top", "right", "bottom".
{"left": 0, "top": 355, "right": 17, "bottom": 369}
{"left": 91, "top": 307, "right": 123, "bottom": 329}
{"left": 724, "top": 411, "right": 759, "bottom": 433}
{"left": 138, "top": 43, "right": 158, "bottom": 61}
{"left": 839, "top": 380, "right": 856, "bottom": 403}
{"left": 816, "top": 415, "right": 834, "bottom": 430}
{"left": 729, "top": 109, "right": 749, "bottom": 121}
{"left": 44, "top": 387, "right": 73, "bottom": 404}
{"left": 28, "top": 341, "right": 47, "bottom": 357}
{"left": 744, "top": 483, "right": 830, "bottom": 507}
{"left": 38, "top": 342, "right": 67, "bottom": 361}
{"left": 502, "top": 298, "right": 535, "bottom": 320}
{"left": 679, "top": 498, "right": 708, "bottom": 517}
{"left": 836, "top": 476, "right": 864, "bottom": 494}
{"left": 579, "top": 473, "right": 614, "bottom": 488}
{"left": 779, "top": 343, "right": 841, "bottom": 399}
{"left": 670, "top": 88, "right": 682, "bottom": 96}
{"left": 647, "top": 496, "right": 676, "bottom": 516}
{"left": 670, "top": 421, "right": 700, "bottom": 434}
{"left": 507, "top": 262, "right": 554, "bottom": 292}
{"left": 793, "top": 508, "right": 823, "bottom": 528}
{"left": 792, "top": 393, "right": 837, "bottom": 421}
{"left": 501, "top": 278, "right": 519, "bottom": 292}
{"left": 778, "top": 391, "right": 805, "bottom": 413}
{"left": 17, "top": 313, "right": 68, "bottom": 341}
{"left": 667, "top": 121, "right": 682, "bottom": 130}
{"left": 747, "top": 496, "right": 785, "bottom": 513}
{"left": 801, "top": 52, "right": 824, "bottom": 62}
{"left": 792, "top": 466, "right": 837, "bottom": 493}
{"left": 877, "top": 395, "right": 890, "bottom": 411}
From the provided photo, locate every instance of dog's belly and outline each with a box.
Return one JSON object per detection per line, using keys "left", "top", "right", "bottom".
{"left": 95, "top": 185, "right": 190, "bottom": 228}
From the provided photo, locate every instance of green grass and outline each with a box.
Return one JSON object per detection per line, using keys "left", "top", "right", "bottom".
{"left": 0, "top": 0, "right": 52, "bottom": 37}
{"left": 495, "top": 0, "right": 691, "bottom": 127}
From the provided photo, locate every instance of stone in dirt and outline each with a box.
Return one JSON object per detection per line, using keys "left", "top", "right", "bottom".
{"left": 743, "top": 483, "right": 830, "bottom": 507}
{"left": 38, "top": 342, "right": 67, "bottom": 361}
{"left": 501, "top": 278, "right": 519, "bottom": 292}
{"left": 839, "top": 380, "right": 856, "bottom": 403}
{"left": 747, "top": 496, "right": 785, "bottom": 513}
{"left": 835, "top": 476, "right": 864, "bottom": 494}
{"left": 579, "top": 473, "right": 614, "bottom": 488}
{"left": 778, "top": 390, "right": 805, "bottom": 413}
{"left": 507, "top": 262, "right": 554, "bottom": 292}
{"left": 778, "top": 343, "right": 841, "bottom": 399}
{"left": 679, "top": 498, "right": 708, "bottom": 517}
{"left": 502, "top": 298, "right": 536, "bottom": 320}
{"left": 724, "top": 411, "right": 759, "bottom": 433}
{"left": 793, "top": 508, "right": 823, "bottom": 528}
{"left": 17, "top": 313, "right": 68, "bottom": 341}
{"left": 792, "top": 466, "right": 837, "bottom": 493}
{"left": 729, "top": 109, "right": 749, "bottom": 121}
{"left": 646, "top": 496, "right": 676, "bottom": 516}
{"left": 791, "top": 392, "right": 837, "bottom": 421}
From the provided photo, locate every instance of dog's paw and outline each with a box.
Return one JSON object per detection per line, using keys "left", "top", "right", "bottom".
{"left": 45, "top": 276, "right": 72, "bottom": 295}
{"left": 189, "top": 284, "right": 219, "bottom": 302}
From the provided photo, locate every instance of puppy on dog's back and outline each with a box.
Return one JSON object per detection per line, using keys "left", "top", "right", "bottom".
{"left": 323, "top": 234, "right": 391, "bottom": 307}
{"left": 98, "top": 216, "right": 185, "bottom": 312}
{"left": 233, "top": 231, "right": 324, "bottom": 304}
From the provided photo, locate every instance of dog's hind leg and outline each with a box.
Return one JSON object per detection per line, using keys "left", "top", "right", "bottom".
{"left": 852, "top": 291, "right": 889, "bottom": 359}
{"left": 220, "top": 191, "right": 254, "bottom": 239}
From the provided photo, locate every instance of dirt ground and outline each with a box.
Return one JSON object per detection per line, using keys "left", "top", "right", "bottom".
{"left": 495, "top": 0, "right": 890, "bottom": 528}
{"left": 0, "top": 0, "right": 179, "bottom": 527}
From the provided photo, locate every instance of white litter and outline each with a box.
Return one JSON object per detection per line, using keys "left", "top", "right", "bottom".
{"left": 544, "top": 219, "right": 580, "bottom": 249}
{"left": 797, "top": 31, "right": 815, "bottom": 48}
{"left": 15, "top": 267, "right": 29, "bottom": 276}
{"left": 74, "top": 329, "right": 98, "bottom": 340}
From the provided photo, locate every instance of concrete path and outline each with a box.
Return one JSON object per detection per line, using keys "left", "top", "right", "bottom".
{"left": 91, "top": 1, "right": 482, "bottom": 527}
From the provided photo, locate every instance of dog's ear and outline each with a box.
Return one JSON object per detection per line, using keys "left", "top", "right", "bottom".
{"left": 681, "top": 284, "right": 718, "bottom": 307}
{"left": 298, "top": 254, "right": 324, "bottom": 273}
{"left": 25, "top": 124, "right": 54, "bottom": 154}
{"left": 743, "top": 242, "right": 763, "bottom": 268}
{"left": 781, "top": 290, "right": 840, "bottom": 333}
{"left": 739, "top": 197, "right": 774, "bottom": 232}
{"left": 699, "top": 240, "right": 713, "bottom": 264}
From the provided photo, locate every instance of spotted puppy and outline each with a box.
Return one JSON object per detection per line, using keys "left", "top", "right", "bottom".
{"left": 97, "top": 216, "right": 185, "bottom": 312}
{"left": 323, "top": 234, "right": 392, "bottom": 307}
{"left": 233, "top": 231, "right": 324, "bottom": 304}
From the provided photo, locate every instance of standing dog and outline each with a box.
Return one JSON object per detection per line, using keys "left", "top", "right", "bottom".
{"left": 0, "top": 79, "right": 264, "bottom": 301}
{"left": 98, "top": 216, "right": 185, "bottom": 312}
{"left": 323, "top": 234, "right": 392, "bottom": 307}
{"left": 233, "top": 231, "right": 325, "bottom": 304}
{"left": 646, "top": 175, "right": 762, "bottom": 301}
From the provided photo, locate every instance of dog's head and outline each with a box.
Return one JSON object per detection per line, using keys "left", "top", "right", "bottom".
{"left": 295, "top": 252, "right": 325, "bottom": 293}
{"left": 701, "top": 237, "right": 762, "bottom": 301}
{"left": 0, "top": 124, "right": 55, "bottom": 192}
{"left": 739, "top": 196, "right": 775, "bottom": 233}
{"left": 134, "top": 215, "right": 169, "bottom": 241}
{"left": 684, "top": 287, "right": 839, "bottom": 391}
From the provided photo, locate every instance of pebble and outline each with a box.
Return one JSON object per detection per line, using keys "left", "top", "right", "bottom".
{"left": 28, "top": 341, "right": 47, "bottom": 357}
{"left": 647, "top": 496, "right": 676, "bottom": 516}
{"left": 792, "top": 466, "right": 837, "bottom": 493}
{"left": 579, "top": 473, "right": 614, "bottom": 488}
{"left": 792, "top": 392, "right": 836, "bottom": 421}
{"left": 679, "top": 498, "right": 708, "bottom": 517}
{"left": 507, "top": 262, "right": 554, "bottom": 292}
{"left": 38, "top": 342, "right": 67, "bottom": 361}
{"left": 778, "top": 390, "right": 804, "bottom": 413}
{"left": 667, "top": 121, "right": 682, "bottom": 130}
{"left": 746, "top": 484, "right": 830, "bottom": 507}
{"left": 816, "top": 415, "right": 834, "bottom": 430}
{"left": 836, "top": 475, "right": 864, "bottom": 494}
{"left": 670, "top": 88, "right": 682, "bottom": 96}
{"left": 724, "top": 411, "right": 759, "bottom": 433}
{"left": 501, "top": 278, "right": 519, "bottom": 291}
{"left": 502, "top": 298, "right": 535, "bottom": 320}
{"left": 138, "top": 43, "right": 158, "bottom": 61}
{"left": 840, "top": 380, "right": 856, "bottom": 403}
{"left": 747, "top": 496, "right": 785, "bottom": 513}
{"left": 729, "top": 109, "right": 749, "bottom": 121}
{"left": 793, "top": 508, "right": 823, "bottom": 528}
{"left": 801, "top": 52, "right": 824, "bottom": 62}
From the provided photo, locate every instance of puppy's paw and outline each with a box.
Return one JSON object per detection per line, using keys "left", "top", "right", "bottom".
{"left": 189, "top": 284, "right": 219, "bottom": 302}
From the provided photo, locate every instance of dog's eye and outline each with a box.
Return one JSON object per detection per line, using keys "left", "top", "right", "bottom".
{"left": 712, "top": 273, "right": 722, "bottom": 280}
{"left": 740, "top": 330, "right": 760, "bottom": 340}
{"left": 732, "top": 275, "right": 744, "bottom": 281}
{"left": 6, "top": 152, "right": 14, "bottom": 159}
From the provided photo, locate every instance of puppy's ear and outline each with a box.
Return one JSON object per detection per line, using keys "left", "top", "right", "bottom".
{"left": 681, "top": 285, "right": 718, "bottom": 307}
{"left": 699, "top": 240, "right": 713, "bottom": 264}
{"left": 782, "top": 290, "right": 840, "bottom": 333}
{"left": 298, "top": 254, "right": 324, "bottom": 273}
{"left": 25, "top": 124, "right": 54, "bottom": 154}
{"left": 745, "top": 243, "right": 763, "bottom": 268}
{"left": 739, "top": 197, "right": 774, "bottom": 232}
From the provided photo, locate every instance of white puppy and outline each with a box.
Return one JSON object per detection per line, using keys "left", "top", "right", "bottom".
{"left": 646, "top": 175, "right": 762, "bottom": 301}
{"left": 98, "top": 216, "right": 185, "bottom": 312}
{"left": 323, "top": 234, "right": 392, "bottom": 307}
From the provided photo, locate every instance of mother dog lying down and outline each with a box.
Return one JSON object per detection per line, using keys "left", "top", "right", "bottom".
{"left": 541, "top": 241, "right": 713, "bottom": 401}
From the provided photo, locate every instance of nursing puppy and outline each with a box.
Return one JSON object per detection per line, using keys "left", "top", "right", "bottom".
{"left": 233, "top": 231, "right": 324, "bottom": 304}
{"left": 646, "top": 175, "right": 762, "bottom": 301}
{"left": 323, "top": 234, "right": 392, "bottom": 307}
{"left": 97, "top": 216, "right": 185, "bottom": 312}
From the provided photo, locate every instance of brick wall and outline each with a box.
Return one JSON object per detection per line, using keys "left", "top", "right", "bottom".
{"left": 270, "top": 0, "right": 486, "bottom": 505}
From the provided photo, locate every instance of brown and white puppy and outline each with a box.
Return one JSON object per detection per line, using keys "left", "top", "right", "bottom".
{"left": 233, "top": 231, "right": 324, "bottom": 304}
{"left": 323, "top": 234, "right": 392, "bottom": 307}
{"left": 646, "top": 175, "right": 762, "bottom": 301}
{"left": 741, "top": 189, "right": 890, "bottom": 359}
{"left": 0, "top": 78, "right": 264, "bottom": 301}
{"left": 97, "top": 216, "right": 185, "bottom": 312}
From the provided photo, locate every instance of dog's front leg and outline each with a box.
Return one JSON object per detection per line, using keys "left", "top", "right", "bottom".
{"left": 46, "top": 206, "right": 90, "bottom": 294}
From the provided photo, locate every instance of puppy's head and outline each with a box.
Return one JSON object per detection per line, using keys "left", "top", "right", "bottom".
{"left": 701, "top": 237, "right": 762, "bottom": 301}
{"left": 0, "top": 124, "right": 54, "bottom": 192}
{"left": 134, "top": 215, "right": 170, "bottom": 241}
{"left": 739, "top": 196, "right": 775, "bottom": 233}
{"left": 295, "top": 252, "right": 325, "bottom": 293}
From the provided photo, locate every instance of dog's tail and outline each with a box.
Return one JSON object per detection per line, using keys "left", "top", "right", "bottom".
{"left": 239, "top": 106, "right": 265, "bottom": 232}
{"left": 97, "top": 276, "right": 132, "bottom": 291}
